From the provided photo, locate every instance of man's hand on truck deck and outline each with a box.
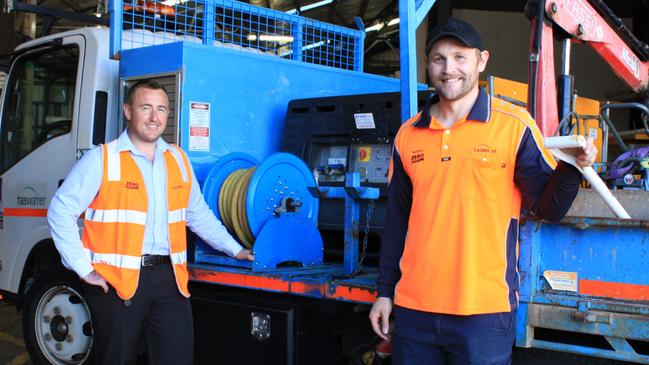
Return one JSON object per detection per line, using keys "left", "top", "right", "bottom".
{"left": 560, "top": 136, "right": 598, "bottom": 168}
{"left": 369, "top": 297, "right": 393, "bottom": 341}
{"left": 82, "top": 270, "right": 109, "bottom": 293}
{"left": 235, "top": 248, "right": 255, "bottom": 261}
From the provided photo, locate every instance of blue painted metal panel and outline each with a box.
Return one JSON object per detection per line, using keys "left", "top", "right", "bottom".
{"left": 252, "top": 216, "right": 324, "bottom": 272}
{"left": 399, "top": 0, "right": 418, "bottom": 122}
{"left": 109, "top": 0, "right": 121, "bottom": 59}
{"left": 517, "top": 217, "right": 649, "bottom": 363}
{"left": 120, "top": 41, "right": 401, "bottom": 182}
{"left": 399, "top": 0, "right": 437, "bottom": 121}
{"left": 520, "top": 218, "right": 649, "bottom": 298}
{"left": 119, "top": 41, "right": 184, "bottom": 77}
{"left": 535, "top": 221, "right": 649, "bottom": 285}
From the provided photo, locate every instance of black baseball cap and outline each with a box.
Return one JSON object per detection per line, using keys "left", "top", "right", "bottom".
{"left": 425, "top": 18, "right": 485, "bottom": 55}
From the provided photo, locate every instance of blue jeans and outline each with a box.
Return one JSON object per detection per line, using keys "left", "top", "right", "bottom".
{"left": 392, "top": 306, "right": 516, "bottom": 365}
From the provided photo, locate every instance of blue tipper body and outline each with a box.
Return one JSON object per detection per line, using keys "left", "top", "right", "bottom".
{"left": 517, "top": 217, "right": 649, "bottom": 363}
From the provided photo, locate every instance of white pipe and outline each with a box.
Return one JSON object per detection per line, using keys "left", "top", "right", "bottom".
{"left": 544, "top": 137, "right": 631, "bottom": 219}
{"left": 544, "top": 135, "right": 586, "bottom": 149}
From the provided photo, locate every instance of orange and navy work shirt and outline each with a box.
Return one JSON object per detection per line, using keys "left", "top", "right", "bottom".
{"left": 377, "top": 88, "right": 581, "bottom": 315}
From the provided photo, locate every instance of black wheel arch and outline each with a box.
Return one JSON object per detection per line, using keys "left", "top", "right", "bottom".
{"left": 17, "top": 239, "right": 68, "bottom": 309}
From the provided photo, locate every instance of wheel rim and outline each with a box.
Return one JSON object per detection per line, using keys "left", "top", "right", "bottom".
{"left": 34, "top": 285, "right": 92, "bottom": 364}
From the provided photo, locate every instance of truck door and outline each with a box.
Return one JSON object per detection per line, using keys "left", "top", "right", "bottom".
{"left": 0, "top": 36, "right": 83, "bottom": 293}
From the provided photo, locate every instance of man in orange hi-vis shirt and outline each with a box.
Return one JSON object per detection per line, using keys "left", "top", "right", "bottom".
{"left": 48, "top": 80, "right": 254, "bottom": 364}
{"left": 369, "top": 18, "right": 597, "bottom": 365}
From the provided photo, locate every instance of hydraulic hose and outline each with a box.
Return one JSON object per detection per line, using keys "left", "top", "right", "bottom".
{"left": 218, "top": 167, "right": 257, "bottom": 248}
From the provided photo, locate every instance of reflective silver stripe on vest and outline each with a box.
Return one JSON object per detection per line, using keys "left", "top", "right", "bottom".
{"left": 85, "top": 208, "right": 147, "bottom": 225}
{"left": 106, "top": 140, "right": 121, "bottom": 181}
{"left": 168, "top": 208, "right": 186, "bottom": 224}
{"left": 89, "top": 251, "right": 142, "bottom": 269}
{"left": 170, "top": 251, "right": 187, "bottom": 265}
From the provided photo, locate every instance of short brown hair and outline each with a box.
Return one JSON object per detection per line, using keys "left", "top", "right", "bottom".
{"left": 125, "top": 79, "right": 168, "bottom": 105}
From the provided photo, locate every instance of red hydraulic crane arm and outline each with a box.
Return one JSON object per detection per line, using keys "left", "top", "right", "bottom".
{"left": 527, "top": 0, "right": 649, "bottom": 136}
{"left": 546, "top": 0, "right": 648, "bottom": 94}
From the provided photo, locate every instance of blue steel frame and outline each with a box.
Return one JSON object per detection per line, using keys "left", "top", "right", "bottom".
{"left": 399, "top": 0, "right": 436, "bottom": 121}
{"left": 307, "top": 172, "right": 380, "bottom": 275}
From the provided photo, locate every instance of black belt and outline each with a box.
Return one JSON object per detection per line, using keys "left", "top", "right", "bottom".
{"left": 141, "top": 255, "right": 171, "bottom": 267}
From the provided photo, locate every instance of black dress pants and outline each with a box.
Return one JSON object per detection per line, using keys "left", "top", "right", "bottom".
{"left": 83, "top": 263, "right": 193, "bottom": 365}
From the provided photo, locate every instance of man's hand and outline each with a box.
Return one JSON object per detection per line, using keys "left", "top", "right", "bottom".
{"left": 82, "top": 270, "right": 108, "bottom": 293}
{"left": 561, "top": 136, "right": 598, "bottom": 168}
{"left": 369, "top": 297, "right": 393, "bottom": 340}
{"left": 235, "top": 248, "right": 254, "bottom": 261}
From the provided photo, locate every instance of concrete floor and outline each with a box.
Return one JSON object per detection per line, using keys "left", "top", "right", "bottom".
{"left": 0, "top": 302, "right": 32, "bottom": 365}
{"left": 0, "top": 300, "right": 636, "bottom": 365}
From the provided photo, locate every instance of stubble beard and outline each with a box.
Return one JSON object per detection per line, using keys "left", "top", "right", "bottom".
{"left": 433, "top": 73, "right": 477, "bottom": 102}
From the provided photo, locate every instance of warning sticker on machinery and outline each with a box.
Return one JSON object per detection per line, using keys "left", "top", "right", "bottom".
{"left": 354, "top": 113, "right": 376, "bottom": 129}
{"left": 543, "top": 270, "right": 578, "bottom": 292}
{"left": 189, "top": 102, "right": 210, "bottom": 151}
{"left": 358, "top": 147, "right": 371, "bottom": 162}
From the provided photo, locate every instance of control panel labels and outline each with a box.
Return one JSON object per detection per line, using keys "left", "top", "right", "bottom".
{"left": 543, "top": 270, "right": 578, "bottom": 292}
{"left": 189, "top": 101, "right": 210, "bottom": 151}
{"left": 327, "top": 158, "right": 346, "bottom": 166}
{"left": 354, "top": 113, "right": 376, "bottom": 129}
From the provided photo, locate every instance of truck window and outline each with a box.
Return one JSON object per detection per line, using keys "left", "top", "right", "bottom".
{"left": 0, "top": 46, "right": 79, "bottom": 174}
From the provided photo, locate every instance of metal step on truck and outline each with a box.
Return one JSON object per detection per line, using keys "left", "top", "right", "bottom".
{"left": 0, "top": 0, "right": 648, "bottom": 364}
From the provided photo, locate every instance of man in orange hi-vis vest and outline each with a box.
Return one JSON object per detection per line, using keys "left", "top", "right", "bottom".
{"left": 48, "top": 79, "right": 254, "bottom": 365}
{"left": 368, "top": 18, "right": 598, "bottom": 365}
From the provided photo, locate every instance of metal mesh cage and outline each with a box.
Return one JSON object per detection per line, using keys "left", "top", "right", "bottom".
{"left": 112, "top": 0, "right": 364, "bottom": 71}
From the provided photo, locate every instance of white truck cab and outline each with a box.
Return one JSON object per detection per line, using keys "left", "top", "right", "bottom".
{"left": 0, "top": 27, "right": 120, "bottom": 364}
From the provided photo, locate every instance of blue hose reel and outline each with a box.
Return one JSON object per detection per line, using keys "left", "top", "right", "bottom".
{"left": 197, "top": 152, "right": 323, "bottom": 271}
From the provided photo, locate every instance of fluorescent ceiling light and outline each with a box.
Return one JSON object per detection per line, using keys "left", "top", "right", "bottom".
{"left": 365, "top": 23, "right": 384, "bottom": 32}
{"left": 286, "top": 0, "right": 333, "bottom": 15}
{"left": 302, "top": 40, "right": 328, "bottom": 50}
{"left": 248, "top": 34, "right": 294, "bottom": 43}
{"left": 365, "top": 18, "right": 400, "bottom": 33}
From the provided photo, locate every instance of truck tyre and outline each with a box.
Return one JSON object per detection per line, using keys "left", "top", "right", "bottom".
{"left": 22, "top": 271, "right": 93, "bottom": 365}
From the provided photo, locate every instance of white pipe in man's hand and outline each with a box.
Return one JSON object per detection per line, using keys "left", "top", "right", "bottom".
{"left": 544, "top": 136, "right": 631, "bottom": 219}
{"left": 543, "top": 135, "right": 586, "bottom": 150}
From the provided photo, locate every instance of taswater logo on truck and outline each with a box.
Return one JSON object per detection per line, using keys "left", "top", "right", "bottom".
{"left": 17, "top": 186, "right": 47, "bottom": 206}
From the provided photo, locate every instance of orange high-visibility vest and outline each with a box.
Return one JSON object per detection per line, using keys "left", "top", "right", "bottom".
{"left": 81, "top": 140, "right": 192, "bottom": 300}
